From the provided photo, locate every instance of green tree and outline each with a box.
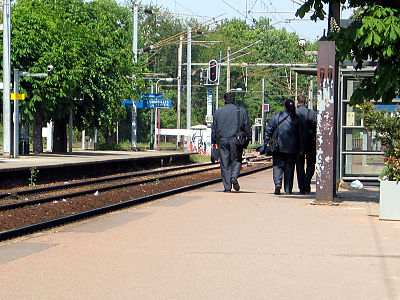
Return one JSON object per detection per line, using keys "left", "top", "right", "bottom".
{"left": 296, "top": 0, "right": 400, "bottom": 104}
{"left": 12, "top": 0, "right": 138, "bottom": 152}
{"left": 13, "top": 0, "right": 89, "bottom": 152}
{"left": 75, "top": 0, "right": 136, "bottom": 145}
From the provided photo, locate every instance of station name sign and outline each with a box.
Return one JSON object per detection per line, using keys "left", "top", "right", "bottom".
{"left": 137, "top": 99, "right": 172, "bottom": 108}
{"left": 140, "top": 93, "right": 164, "bottom": 100}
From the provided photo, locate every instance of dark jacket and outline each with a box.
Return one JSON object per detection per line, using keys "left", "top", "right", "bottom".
{"left": 211, "top": 103, "right": 251, "bottom": 144}
{"left": 264, "top": 110, "right": 303, "bottom": 154}
{"left": 296, "top": 105, "right": 317, "bottom": 152}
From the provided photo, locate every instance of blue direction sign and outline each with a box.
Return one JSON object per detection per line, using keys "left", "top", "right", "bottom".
{"left": 140, "top": 93, "right": 164, "bottom": 100}
{"left": 137, "top": 99, "right": 172, "bottom": 108}
{"left": 375, "top": 104, "right": 399, "bottom": 112}
{"left": 121, "top": 99, "right": 133, "bottom": 107}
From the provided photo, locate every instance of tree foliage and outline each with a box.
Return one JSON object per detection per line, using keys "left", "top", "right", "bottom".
{"left": 296, "top": 0, "right": 400, "bottom": 104}
{"left": 12, "top": 0, "right": 138, "bottom": 151}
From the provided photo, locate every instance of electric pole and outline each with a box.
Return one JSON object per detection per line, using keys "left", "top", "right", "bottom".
{"left": 131, "top": 5, "right": 138, "bottom": 150}
{"left": 261, "top": 77, "right": 265, "bottom": 144}
{"left": 314, "top": 3, "right": 341, "bottom": 204}
{"left": 226, "top": 47, "right": 231, "bottom": 92}
{"left": 3, "top": 0, "right": 11, "bottom": 157}
{"left": 177, "top": 36, "right": 183, "bottom": 147}
{"left": 186, "top": 27, "right": 192, "bottom": 130}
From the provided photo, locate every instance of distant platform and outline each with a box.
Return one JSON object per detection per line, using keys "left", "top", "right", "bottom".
{"left": 0, "top": 150, "right": 194, "bottom": 188}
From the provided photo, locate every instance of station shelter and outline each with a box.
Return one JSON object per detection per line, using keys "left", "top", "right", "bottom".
{"left": 293, "top": 65, "right": 399, "bottom": 183}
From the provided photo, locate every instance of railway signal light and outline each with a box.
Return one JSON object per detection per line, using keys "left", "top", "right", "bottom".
{"left": 207, "top": 59, "right": 218, "bottom": 84}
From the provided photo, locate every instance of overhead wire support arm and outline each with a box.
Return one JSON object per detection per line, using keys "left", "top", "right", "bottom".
{"left": 20, "top": 72, "right": 48, "bottom": 77}
{"left": 185, "top": 62, "right": 316, "bottom": 67}
{"left": 286, "top": 18, "right": 321, "bottom": 22}
{"left": 247, "top": 11, "right": 297, "bottom": 14}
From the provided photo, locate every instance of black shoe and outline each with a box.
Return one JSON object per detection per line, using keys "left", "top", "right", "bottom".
{"left": 231, "top": 178, "right": 240, "bottom": 191}
{"left": 223, "top": 189, "right": 231, "bottom": 192}
{"left": 305, "top": 185, "right": 311, "bottom": 193}
{"left": 274, "top": 185, "right": 281, "bottom": 195}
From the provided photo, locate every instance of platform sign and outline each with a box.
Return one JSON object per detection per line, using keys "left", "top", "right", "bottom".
{"left": 10, "top": 93, "right": 26, "bottom": 100}
{"left": 263, "top": 104, "right": 270, "bottom": 112}
{"left": 140, "top": 93, "right": 164, "bottom": 100}
{"left": 137, "top": 99, "right": 172, "bottom": 108}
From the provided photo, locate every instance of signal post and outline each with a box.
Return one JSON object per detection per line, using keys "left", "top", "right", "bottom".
{"left": 203, "top": 60, "right": 219, "bottom": 155}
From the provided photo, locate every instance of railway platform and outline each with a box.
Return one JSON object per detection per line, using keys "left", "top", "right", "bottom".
{"left": 0, "top": 150, "right": 193, "bottom": 187}
{"left": 0, "top": 167, "right": 397, "bottom": 299}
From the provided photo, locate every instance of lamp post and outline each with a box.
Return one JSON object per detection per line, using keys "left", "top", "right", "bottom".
{"left": 3, "top": 0, "right": 11, "bottom": 157}
{"left": 155, "top": 78, "right": 174, "bottom": 151}
{"left": 13, "top": 69, "right": 49, "bottom": 158}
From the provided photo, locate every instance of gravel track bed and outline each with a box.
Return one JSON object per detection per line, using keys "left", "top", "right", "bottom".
{"left": 0, "top": 165, "right": 218, "bottom": 206}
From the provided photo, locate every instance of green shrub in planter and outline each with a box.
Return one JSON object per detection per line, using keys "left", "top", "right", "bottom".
{"left": 362, "top": 102, "right": 400, "bottom": 181}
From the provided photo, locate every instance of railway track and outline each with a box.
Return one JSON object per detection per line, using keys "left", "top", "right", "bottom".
{"left": 0, "top": 156, "right": 271, "bottom": 241}
{"left": 0, "top": 162, "right": 221, "bottom": 210}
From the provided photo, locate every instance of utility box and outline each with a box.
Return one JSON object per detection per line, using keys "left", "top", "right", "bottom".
{"left": 19, "top": 134, "right": 29, "bottom": 155}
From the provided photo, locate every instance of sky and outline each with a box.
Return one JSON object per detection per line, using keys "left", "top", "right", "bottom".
{"left": 134, "top": 0, "right": 332, "bottom": 41}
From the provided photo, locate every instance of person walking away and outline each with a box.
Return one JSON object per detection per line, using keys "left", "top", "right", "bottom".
{"left": 295, "top": 94, "right": 317, "bottom": 194}
{"left": 265, "top": 99, "right": 303, "bottom": 195}
{"left": 212, "top": 92, "right": 251, "bottom": 192}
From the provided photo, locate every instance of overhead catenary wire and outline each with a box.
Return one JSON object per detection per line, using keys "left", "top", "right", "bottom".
{"left": 171, "top": 0, "right": 202, "bottom": 18}
{"left": 140, "top": 1, "right": 314, "bottom": 93}
{"left": 221, "top": 0, "right": 255, "bottom": 23}
{"left": 140, "top": 13, "right": 225, "bottom": 53}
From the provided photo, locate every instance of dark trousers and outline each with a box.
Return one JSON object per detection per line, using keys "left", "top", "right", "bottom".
{"left": 296, "top": 150, "right": 316, "bottom": 192}
{"left": 218, "top": 138, "right": 242, "bottom": 191}
{"left": 273, "top": 152, "right": 297, "bottom": 193}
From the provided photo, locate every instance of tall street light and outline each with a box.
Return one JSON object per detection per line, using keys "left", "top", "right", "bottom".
{"left": 13, "top": 68, "right": 50, "bottom": 158}
{"left": 3, "top": 0, "right": 11, "bottom": 157}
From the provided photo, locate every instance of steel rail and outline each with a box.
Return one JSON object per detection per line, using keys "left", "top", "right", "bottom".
{"left": 0, "top": 162, "right": 218, "bottom": 199}
{"left": 0, "top": 164, "right": 271, "bottom": 241}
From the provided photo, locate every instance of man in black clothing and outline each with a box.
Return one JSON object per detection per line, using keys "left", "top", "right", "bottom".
{"left": 295, "top": 94, "right": 317, "bottom": 194}
{"left": 265, "top": 99, "right": 302, "bottom": 195}
{"left": 211, "top": 92, "right": 251, "bottom": 192}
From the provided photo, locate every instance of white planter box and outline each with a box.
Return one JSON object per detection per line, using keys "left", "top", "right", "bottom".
{"left": 379, "top": 181, "right": 400, "bottom": 220}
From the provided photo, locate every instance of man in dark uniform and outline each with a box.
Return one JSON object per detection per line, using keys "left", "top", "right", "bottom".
{"left": 295, "top": 94, "right": 317, "bottom": 194}
{"left": 265, "top": 99, "right": 302, "bottom": 195}
{"left": 211, "top": 92, "right": 251, "bottom": 192}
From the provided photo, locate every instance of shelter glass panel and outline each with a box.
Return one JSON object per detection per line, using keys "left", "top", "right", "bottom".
{"left": 343, "top": 103, "right": 364, "bottom": 126}
{"left": 343, "top": 154, "right": 384, "bottom": 177}
{"left": 343, "top": 128, "right": 382, "bottom": 152}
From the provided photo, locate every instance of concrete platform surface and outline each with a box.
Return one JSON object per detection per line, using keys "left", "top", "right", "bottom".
{"left": 0, "top": 168, "right": 398, "bottom": 300}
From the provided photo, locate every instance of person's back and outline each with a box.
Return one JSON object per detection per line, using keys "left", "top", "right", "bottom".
{"left": 295, "top": 95, "right": 317, "bottom": 194}
{"left": 213, "top": 104, "right": 250, "bottom": 141}
{"left": 211, "top": 92, "right": 251, "bottom": 192}
{"left": 265, "top": 110, "right": 301, "bottom": 154}
{"left": 296, "top": 104, "right": 316, "bottom": 152}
